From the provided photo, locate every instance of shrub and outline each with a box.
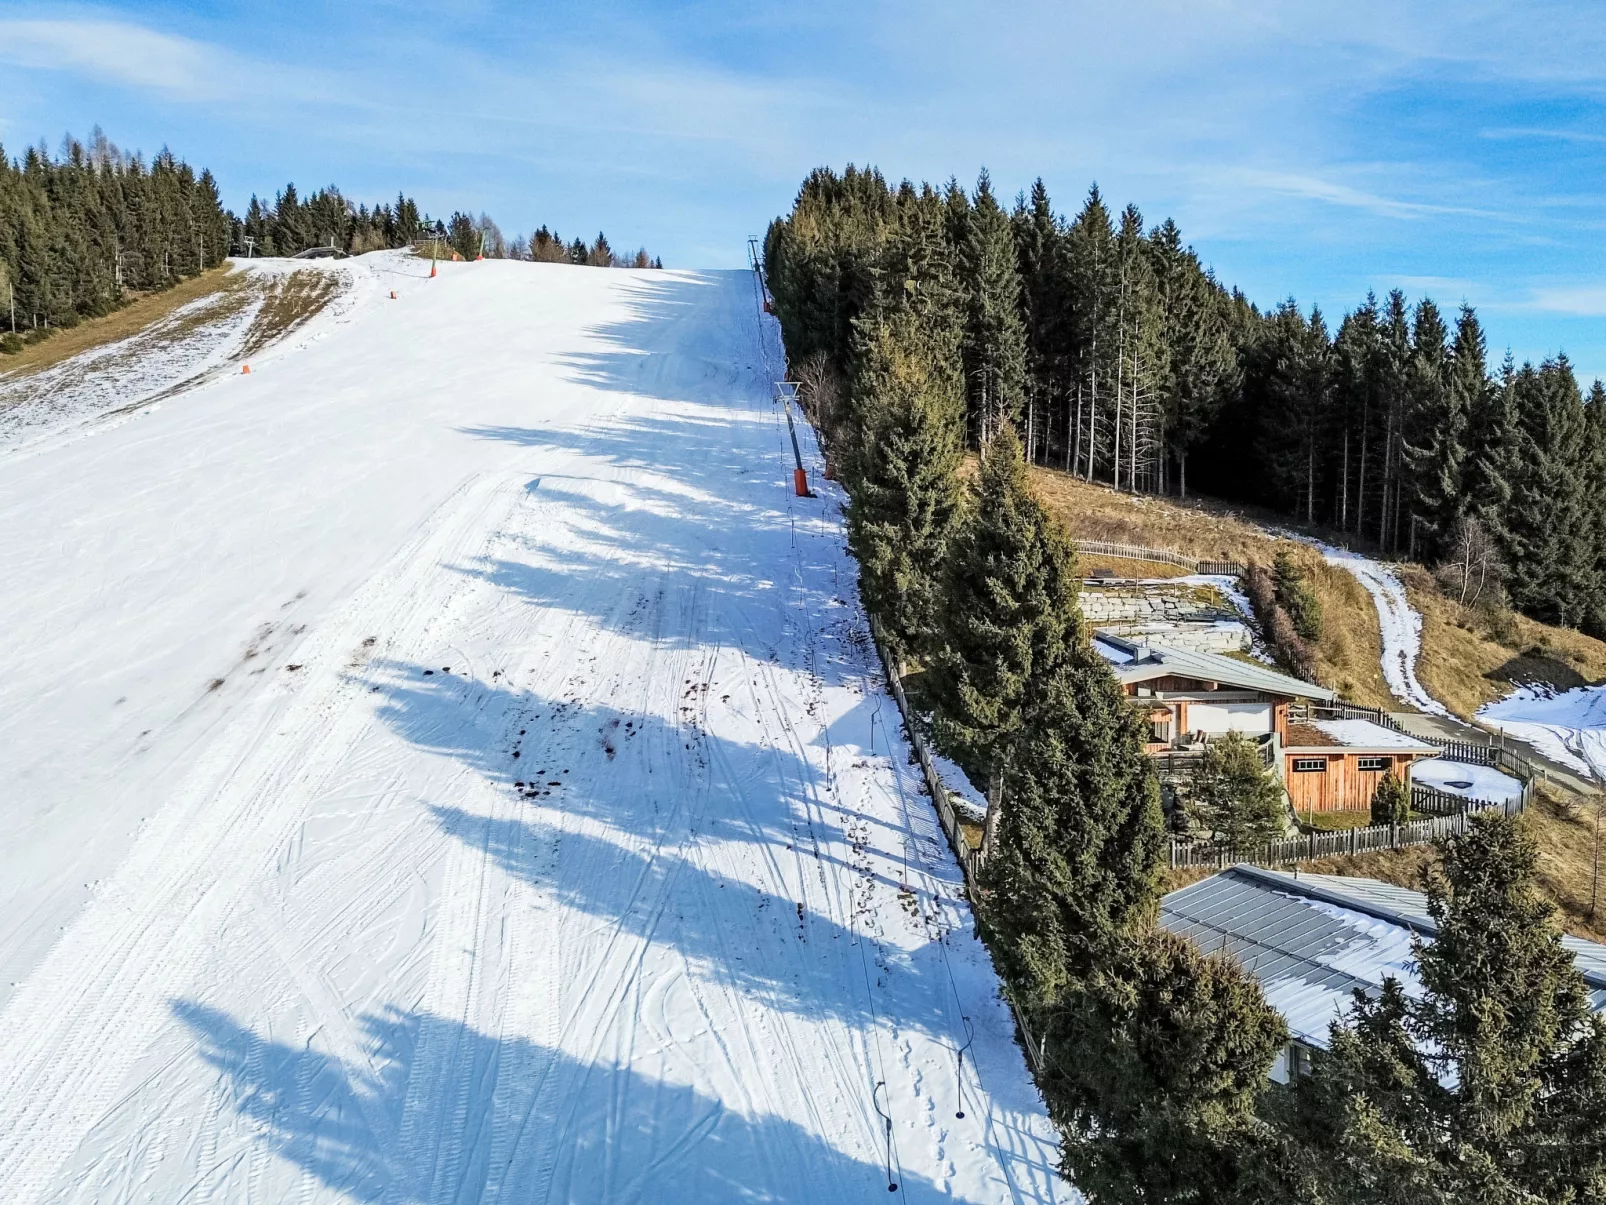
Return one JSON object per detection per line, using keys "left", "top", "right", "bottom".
{"left": 1369, "top": 770, "right": 1409, "bottom": 826}
{"left": 1272, "top": 549, "right": 1323, "bottom": 642}
{"left": 1243, "top": 562, "right": 1318, "bottom": 682}
{"left": 1185, "top": 731, "right": 1288, "bottom": 849}
{"left": 0, "top": 332, "right": 21, "bottom": 356}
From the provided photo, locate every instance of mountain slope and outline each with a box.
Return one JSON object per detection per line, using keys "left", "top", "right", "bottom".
{"left": 0, "top": 253, "right": 1065, "bottom": 1203}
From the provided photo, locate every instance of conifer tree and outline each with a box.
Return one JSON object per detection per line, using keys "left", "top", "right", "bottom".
{"left": 1502, "top": 358, "right": 1593, "bottom": 626}
{"left": 958, "top": 170, "right": 1028, "bottom": 446}
{"left": 1185, "top": 731, "right": 1286, "bottom": 849}
{"left": 1041, "top": 927, "right": 1289, "bottom": 1203}
{"left": 1369, "top": 771, "right": 1409, "bottom": 826}
{"left": 1400, "top": 299, "right": 1462, "bottom": 561}
{"left": 1295, "top": 813, "right": 1606, "bottom": 1202}
{"left": 985, "top": 648, "right": 1163, "bottom": 1000}
{"left": 934, "top": 422, "right": 1079, "bottom": 856}
{"left": 844, "top": 306, "right": 966, "bottom": 654}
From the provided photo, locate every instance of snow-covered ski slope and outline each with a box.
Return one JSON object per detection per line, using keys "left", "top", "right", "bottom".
{"left": 0, "top": 252, "right": 1066, "bottom": 1203}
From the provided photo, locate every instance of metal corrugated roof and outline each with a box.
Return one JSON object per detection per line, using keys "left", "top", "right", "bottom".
{"left": 1161, "top": 867, "right": 1606, "bottom": 1045}
{"left": 1092, "top": 634, "right": 1336, "bottom": 702}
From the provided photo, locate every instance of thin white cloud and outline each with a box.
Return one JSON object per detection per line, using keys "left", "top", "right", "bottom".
{"left": 1223, "top": 168, "right": 1504, "bottom": 221}
{"left": 0, "top": 16, "right": 332, "bottom": 103}
{"left": 1523, "top": 285, "right": 1606, "bottom": 316}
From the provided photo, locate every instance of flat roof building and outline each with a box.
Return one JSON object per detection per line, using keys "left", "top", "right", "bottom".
{"left": 1160, "top": 866, "right": 1606, "bottom": 1080}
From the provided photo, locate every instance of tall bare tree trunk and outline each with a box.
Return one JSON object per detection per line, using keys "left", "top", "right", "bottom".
{"left": 983, "top": 763, "right": 1006, "bottom": 861}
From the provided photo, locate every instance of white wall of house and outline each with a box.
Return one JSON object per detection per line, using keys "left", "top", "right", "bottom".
{"left": 1188, "top": 701, "right": 1274, "bottom": 735}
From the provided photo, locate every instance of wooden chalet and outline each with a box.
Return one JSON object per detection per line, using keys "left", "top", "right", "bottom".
{"left": 1093, "top": 634, "right": 1437, "bottom": 813}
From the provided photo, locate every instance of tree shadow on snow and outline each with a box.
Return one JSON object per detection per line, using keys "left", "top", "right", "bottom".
{"left": 173, "top": 999, "right": 950, "bottom": 1203}
{"left": 367, "top": 662, "right": 960, "bottom": 1035}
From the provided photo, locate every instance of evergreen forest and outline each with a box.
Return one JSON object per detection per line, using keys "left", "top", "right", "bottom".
{"left": 1, "top": 129, "right": 660, "bottom": 352}
{"left": 766, "top": 165, "right": 1606, "bottom": 635}
{"left": 765, "top": 165, "right": 1606, "bottom": 1202}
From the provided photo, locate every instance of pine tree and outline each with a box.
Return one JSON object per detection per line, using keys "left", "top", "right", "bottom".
{"left": 1400, "top": 299, "right": 1463, "bottom": 561}
{"left": 1502, "top": 358, "right": 1593, "bottom": 626}
{"left": 844, "top": 306, "right": 966, "bottom": 654}
{"left": 1296, "top": 813, "right": 1606, "bottom": 1202}
{"left": 1369, "top": 771, "right": 1409, "bottom": 826}
{"left": 986, "top": 648, "right": 1163, "bottom": 1001}
{"left": 958, "top": 170, "right": 1028, "bottom": 446}
{"left": 933, "top": 423, "right": 1079, "bottom": 856}
{"left": 1185, "top": 731, "right": 1286, "bottom": 849}
{"left": 1040, "top": 927, "right": 1289, "bottom": 1203}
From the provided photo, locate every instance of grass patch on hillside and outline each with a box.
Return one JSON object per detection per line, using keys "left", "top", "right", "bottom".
{"left": 0, "top": 267, "right": 235, "bottom": 377}
{"left": 1024, "top": 466, "right": 1396, "bottom": 708}
{"left": 1404, "top": 566, "right": 1606, "bottom": 718}
{"left": 1079, "top": 555, "right": 1191, "bottom": 579}
{"left": 239, "top": 270, "right": 342, "bottom": 359}
{"left": 1300, "top": 810, "right": 1377, "bottom": 831}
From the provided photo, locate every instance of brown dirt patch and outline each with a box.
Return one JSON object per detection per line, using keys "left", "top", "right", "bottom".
{"left": 239, "top": 270, "right": 342, "bottom": 359}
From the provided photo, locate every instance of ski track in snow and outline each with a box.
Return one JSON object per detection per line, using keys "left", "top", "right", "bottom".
{"left": 1480, "top": 684, "right": 1606, "bottom": 784}
{"left": 1315, "top": 545, "right": 1448, "bottom": 716}
{"left": 0, "top": 252, "right": 1068, "bottom": 1203}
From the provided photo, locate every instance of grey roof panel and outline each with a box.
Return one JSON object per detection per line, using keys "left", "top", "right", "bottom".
{"left": 1093, "top": 634, "right": 1337, "bottom": 701}
{"left": 1162, "top": 866, "right": 1606, "bottom": 1048}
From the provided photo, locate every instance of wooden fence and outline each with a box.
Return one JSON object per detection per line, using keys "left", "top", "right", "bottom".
{"left": 1169, "top": 793, "right": 1527, "bottom": 869}
{"left": 866, "top": 617, "right": 985, "bottom": 888}
{"left": 1292, "top": 700, "right": 1548, "bottom": 797}
{"left": 1073, "top": 539, "right": 1245, "bottom": 578}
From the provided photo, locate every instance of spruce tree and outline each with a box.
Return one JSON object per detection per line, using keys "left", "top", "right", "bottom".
{"left": 958, "top": 170, "right": 1028, "bottom": 445}
{"left": 1369, "top": 771, "right": 1409, "bottom": 826}
{"left": 844, "top": 306, "right": 966, "bottom": 654}
{"left": 986, "top": 649, "right": 1164, "bottom": 1000}
{"left": 1041, "top": 927, "right": 1289, "bottom": 1203}
{"left": 934, "top": 422, "right": 1079, "bottom": 856}
{"left": 1296, "top": 813, "right": 1606, "bottom": 1202}
{"left": 1400, "top": 299, "right": 1463, "bottom": 562}
{"left": 1185, "top": 731, "right": 1286, "bottom": 849}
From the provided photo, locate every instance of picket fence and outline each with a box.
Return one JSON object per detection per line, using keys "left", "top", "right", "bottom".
{"left": 1074, "top": 539, "right": 1244, "bottom": 578}
{"left": 1169, "top": 793, "right": 1526, "bottom": 870}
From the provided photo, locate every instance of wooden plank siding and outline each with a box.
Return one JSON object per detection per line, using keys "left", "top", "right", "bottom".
{"left": 1285, "top": 751, "right": 1424, "bottom": 814}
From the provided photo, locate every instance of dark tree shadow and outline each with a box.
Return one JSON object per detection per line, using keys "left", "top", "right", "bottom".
{"left": 367, "top": 661, "right": 954, "bottom": 1035}
{"left": 175, "top": 1000, "right": 952, "bottom": 1202}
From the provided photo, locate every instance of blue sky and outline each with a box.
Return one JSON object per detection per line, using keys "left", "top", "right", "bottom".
{"left": 4, "top": 2, "right": 1606, "bottom": 379}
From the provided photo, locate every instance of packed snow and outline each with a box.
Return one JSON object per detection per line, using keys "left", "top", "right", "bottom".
{"left": 1480, "top": 683, "right": 1606, "bottom": 783}
{"left": 1318, "top": 545, "right": 1448, "bottom": 716}
{"left": 1412, "top": 758, "right": 1525, "bottom": 803}
{"left": 0, "top": 259, "right": 360, "bottom": 458}
{"left": 0, "top": 252, "right": 1066, "bottom": 1202}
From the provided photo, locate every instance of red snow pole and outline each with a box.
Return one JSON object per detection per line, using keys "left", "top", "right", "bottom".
{"left": 241, "top": 363, "right": 251, "bottom": 374}
{"left": 793, "top": 467, "right": 809, "bottom": 496}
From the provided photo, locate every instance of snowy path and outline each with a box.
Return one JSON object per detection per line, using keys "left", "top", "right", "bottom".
{"left": 1318, "top": 545, "right": 1448, "bottom": 716}
{"left": 0, "top": 254, "right": 1066, "bottom": 1202}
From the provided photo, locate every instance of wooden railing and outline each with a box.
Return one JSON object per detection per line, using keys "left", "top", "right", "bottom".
{"left": 1073, "top": 539, "right": 1245, "bottom": 578}
{"left": 866, "top": 617, "right": 985, "bottom": 887}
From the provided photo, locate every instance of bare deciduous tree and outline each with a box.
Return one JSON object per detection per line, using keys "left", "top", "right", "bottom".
{"left": 1436, "top": 515, "right": 1505, "bottom": 608}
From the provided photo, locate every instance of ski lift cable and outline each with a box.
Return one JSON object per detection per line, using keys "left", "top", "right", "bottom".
{"left": 747, "top": 247, "right": 905, "bottom": 1198}
{"left": 871, "top": 684, "right": 1006, "bottom": 1157}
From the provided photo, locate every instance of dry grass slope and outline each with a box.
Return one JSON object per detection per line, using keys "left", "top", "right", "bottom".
{"left": 1026, "top": 466, "right": 1395, "bottom": 708}
{"left": 0, "top": 267, "right": 235, "bottom": 378}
